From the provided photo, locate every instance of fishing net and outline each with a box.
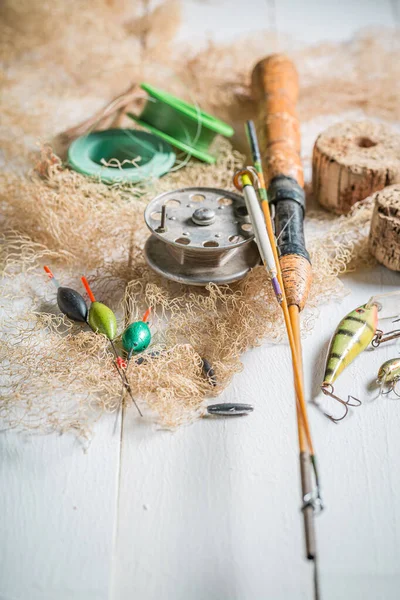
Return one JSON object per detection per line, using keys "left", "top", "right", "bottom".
{"left": 0, "top": 0, "right": 397, "bottom": 435}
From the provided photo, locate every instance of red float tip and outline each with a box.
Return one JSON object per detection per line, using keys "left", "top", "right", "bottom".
{"left": 43, "top": 265, "right": 53, "bottom": 278}
{"left": 44, "top": 265, "right": 60, "bottom": 288}
{"left": 142, "top": 307, "right": 151, "bottom": 323}
{"left": 81, "top": 276, "right": 96, "bottom": 303}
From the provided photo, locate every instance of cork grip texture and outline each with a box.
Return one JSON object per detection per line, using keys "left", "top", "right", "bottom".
{"left": 251, "top": 54, "right": 304, "bottom": 187}
{"left": 280, "top": 255, "right": 312, "bottom": 311}
{"left": 369, "top": 184, "right": 400, "bottom": 271}
{"left": 312, "top": 120, "right": 400, "bottom": 214}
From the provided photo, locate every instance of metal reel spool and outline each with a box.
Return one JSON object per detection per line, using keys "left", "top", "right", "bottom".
{"left": 144, "top": 187, "right": 260, "bottom": 285}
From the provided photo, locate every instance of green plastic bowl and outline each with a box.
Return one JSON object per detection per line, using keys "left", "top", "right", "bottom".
{"left": 128, "top": 83, "right": 234, "bottom": 164}
{"left": 68, "top": 129, "right": 176, "bottom": 184}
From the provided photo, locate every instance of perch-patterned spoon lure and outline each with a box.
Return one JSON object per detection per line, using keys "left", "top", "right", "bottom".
{"left": 321, "top": 302, "right": 379, "bottom": 422}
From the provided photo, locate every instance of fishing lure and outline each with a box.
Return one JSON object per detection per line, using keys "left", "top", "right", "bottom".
{"left": 321, "top": 302, "right": 378, "bottom": 422}
{"left": 377, "top": 358, "right": 400, "bottom": 397}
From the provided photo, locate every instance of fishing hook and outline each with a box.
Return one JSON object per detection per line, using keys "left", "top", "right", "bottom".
{"left": 382, "top": 384, "right": 400, "bottom": 397}
{"left": 377, "top": 373, "right": 400, "bottom": 398}
{"left": 320, "top": 383, "right": 362, "bottom": 423}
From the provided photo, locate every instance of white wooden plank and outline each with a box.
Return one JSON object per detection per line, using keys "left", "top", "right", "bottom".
{"left": 113, "top": 265, "right": 400, "bottom": 600}
{"left": 112, "top": 347, "right": 311, "bottom": 599}
{"left": 114, "top": 2, "right": 400, "bottom": 596}
{"left": 176, "top": 0, "right": 276, "bottom": 44}
{"left": 2, "top": 2, "right": 399, "bottom": 600}
{"left": 391, "top": 0, "right": 400, "bottom": 23}
{"left": 0, "top": 415, "right": 121, "bottom": 600}
{"left": 307, "top": 267, "right": 400, "bottom": 599}
{"left": 275, "top": 0, "right": 395, "bottom": 43}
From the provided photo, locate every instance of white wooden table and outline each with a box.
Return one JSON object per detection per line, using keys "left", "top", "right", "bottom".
{"left": 1, "top": 2, "right": 400, "bottom": 599}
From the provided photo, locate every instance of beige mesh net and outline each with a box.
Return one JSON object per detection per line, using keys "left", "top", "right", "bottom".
{"left": 0, "top": 0, "right": 397, "bottom": 434}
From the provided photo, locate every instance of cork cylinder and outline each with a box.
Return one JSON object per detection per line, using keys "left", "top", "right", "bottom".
{"left": 313, "top": 121, "right": 400, "bottom": 214}
{"left": 369, "top": 184, "right": 400, "bottom": 271}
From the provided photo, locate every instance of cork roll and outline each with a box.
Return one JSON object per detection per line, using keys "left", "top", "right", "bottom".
{"left": 369, "top": 184, "right": 400, "bottom": 271}
{"left": 313, "top": 120, "right": 400, "bottom": 214}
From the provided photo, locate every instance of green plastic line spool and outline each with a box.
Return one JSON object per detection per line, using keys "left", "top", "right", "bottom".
{"left": 128, "top": 83, "right": 234, "bottom": 164}
{"left": 68, "top": 129, "right": 176, "bottom": 184}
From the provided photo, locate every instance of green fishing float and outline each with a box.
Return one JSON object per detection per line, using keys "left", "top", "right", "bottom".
{"left": 122, "top": 322, "right": 151, "bottom": 356}
{"left": 81, "top": 276, "right": 117, "bottom": 340}
{"left": 88, "top": 301, "right": 117, "bottom": 340}
{"left": 128, "top": 83, "right": 234, "bottom": 164}
{"left": 81, "top": 276, "right": 143, "bottom": 416}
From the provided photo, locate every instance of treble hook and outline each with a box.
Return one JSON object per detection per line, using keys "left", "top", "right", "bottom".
{"left": 320, "top": 383, "right": 362, "bottom": 423}
{"left": 377, "top": 372, "right": 400, "bottom": 398}
{"left": 381, "top": 383, "right": 400, "bottom": 397}
{"left": 392, "top": 385, "right": 400, "bottom": 399}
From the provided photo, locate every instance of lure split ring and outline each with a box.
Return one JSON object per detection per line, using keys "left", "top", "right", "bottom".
{"left": 372, "top": 328, "right": 400, "bottom": 348}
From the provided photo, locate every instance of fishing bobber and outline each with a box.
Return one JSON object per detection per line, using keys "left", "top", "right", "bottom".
{"left": 312, "top": 121, "right": 400, "bottom": 214}
{"left": 44, "top": 266, "right": 88, "bottom": 322}
{"left": 144, "top": 187, "right": 260, "bottom": 285}
{"left": 369, "top": 184, "right": 400, "bottom": 271}
{"left": 81, "top": 276, "right": 118, "bottom": 341}
{"left": 122, "top": 321, "right": 151, "bottom": 357}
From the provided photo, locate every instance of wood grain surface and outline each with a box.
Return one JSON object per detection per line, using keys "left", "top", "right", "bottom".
{"left": 1, "top": 2, "right": 400, "bottom": 600}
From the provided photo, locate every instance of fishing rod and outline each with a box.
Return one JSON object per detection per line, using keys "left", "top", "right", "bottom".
{"left": 251, "top": 54, "right": 322, "bottom": 598}
{"left": 239, "top": 130, "right": 320, "bottom": 565}
{"left": 232, "top": 167, "right": 315, "bottom": 452}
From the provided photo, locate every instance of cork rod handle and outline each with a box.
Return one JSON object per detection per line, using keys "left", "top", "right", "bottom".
{"left": 251, "top": 54, "right": 311, "bottom": 311}
{"left": 251, "top": 54, "right": 303, "bottom": 187}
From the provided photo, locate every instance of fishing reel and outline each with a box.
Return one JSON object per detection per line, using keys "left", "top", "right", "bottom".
{"left": 144, "top": 187, "right": 260, "bottom": 285}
